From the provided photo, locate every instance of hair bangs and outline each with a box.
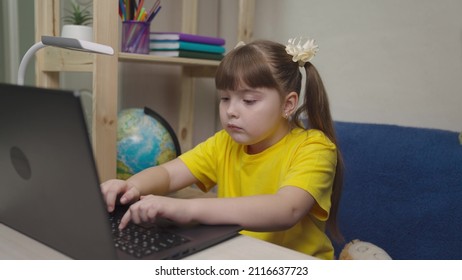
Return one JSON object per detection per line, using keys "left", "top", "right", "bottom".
{"left": 215, "top": 45, "right": 278, "bottom": 91}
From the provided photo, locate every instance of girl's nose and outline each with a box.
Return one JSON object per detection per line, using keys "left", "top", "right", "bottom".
{"left": 226, "top": 100, "right": 239, "bottom": 118}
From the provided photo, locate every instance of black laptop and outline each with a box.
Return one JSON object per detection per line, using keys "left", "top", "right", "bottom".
{"left": 0, "top": 83, "right": 241, "bottom": 259}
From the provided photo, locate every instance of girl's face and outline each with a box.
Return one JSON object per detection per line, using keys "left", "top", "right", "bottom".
{"left": 218, "top": 86, "right": 290, "bottom": 154}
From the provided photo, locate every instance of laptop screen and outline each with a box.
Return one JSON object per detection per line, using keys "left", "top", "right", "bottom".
{"left": 0, "top": 83, "right": 241, "bottom": 259}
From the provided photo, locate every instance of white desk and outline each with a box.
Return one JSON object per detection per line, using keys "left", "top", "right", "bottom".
{"left": 0, "top": 223, "right": 314, "bottom": 260}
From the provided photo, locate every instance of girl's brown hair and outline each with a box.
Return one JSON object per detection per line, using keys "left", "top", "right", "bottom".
{"left": 215, "top": 40, "right": 344, "bottom": 242}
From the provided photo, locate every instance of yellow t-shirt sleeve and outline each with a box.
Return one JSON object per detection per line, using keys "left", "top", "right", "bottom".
{"left": 281, "top": 131, "right": 337, "bottom": 221}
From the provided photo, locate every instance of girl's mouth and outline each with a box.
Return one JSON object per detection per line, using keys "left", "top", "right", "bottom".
{"left": 227, "top": 123, "right": 242, "bottom": 131}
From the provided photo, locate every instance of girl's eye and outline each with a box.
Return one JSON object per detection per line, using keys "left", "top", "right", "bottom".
{"left": 220, "top": 97, "right": 229, "bottom": 102}
{"left": 243, "top": 99, "right": 256, "bottom": 105}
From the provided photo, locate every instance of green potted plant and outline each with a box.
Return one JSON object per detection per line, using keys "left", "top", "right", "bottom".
{"left": 61, "top": 0, "right": 93, "bottom": 42}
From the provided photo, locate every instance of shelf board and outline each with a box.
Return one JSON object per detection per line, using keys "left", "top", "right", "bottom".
{"left": 118, "top": 52, "right": 220, "bottom": 66}
{"left": 118, "top": 52, "right": 220, "bottom": 77}
{"left": 40, "top": 51, "right": 221, "bottom": 77}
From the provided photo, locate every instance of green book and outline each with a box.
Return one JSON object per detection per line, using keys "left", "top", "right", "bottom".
{"left": 149, "top": 50, "right": 224, "bottom": 61}
{"left": 149, "top": 41, "right": 225, "bottom": 54}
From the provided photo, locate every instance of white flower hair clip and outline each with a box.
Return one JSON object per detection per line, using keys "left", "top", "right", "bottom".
{"left": 285, "top": 37, "right": 319, "bottom": 66}
{"left": 234, "top": 41, "right": 246, "bottom": 49}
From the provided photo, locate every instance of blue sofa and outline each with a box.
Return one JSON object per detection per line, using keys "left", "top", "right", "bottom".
{"left": 332, "top": 121, "right": 462, "bottom": 259}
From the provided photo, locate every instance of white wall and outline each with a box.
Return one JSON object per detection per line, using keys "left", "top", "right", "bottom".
{"left": 224, "top": 0, "right": 461, "bottom": 132}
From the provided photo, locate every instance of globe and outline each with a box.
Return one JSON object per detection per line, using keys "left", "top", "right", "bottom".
{"left": 117, "top": 107, "right": 180, "bottom": 179}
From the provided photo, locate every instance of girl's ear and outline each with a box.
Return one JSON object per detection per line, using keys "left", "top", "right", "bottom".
{"left": 283, "top": 91, "right": 299, "bottom": 117}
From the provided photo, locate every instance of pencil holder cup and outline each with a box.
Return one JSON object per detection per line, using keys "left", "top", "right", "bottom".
{"left": 122, "top": 21, "right": 150, "bottom": 54}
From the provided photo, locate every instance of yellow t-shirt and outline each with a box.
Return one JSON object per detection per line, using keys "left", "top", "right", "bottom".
{"left": 179, "top": 128, "right": 337, "bottom": 259}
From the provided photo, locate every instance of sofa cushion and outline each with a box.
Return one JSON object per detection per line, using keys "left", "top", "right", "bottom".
{"left": 333, "top": 121, "right": 462, "bottom": 259}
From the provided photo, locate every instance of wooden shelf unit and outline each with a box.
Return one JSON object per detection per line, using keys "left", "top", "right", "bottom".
{"left": 34, "top": 0, "right": 254, "bottom": 181}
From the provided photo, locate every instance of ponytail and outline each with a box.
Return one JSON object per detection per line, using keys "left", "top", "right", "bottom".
{"left": 294, "top": 63, "right": 344, "bottom": 243}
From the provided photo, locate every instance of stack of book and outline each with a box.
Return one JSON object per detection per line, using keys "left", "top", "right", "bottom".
{"left": 149, "top": 32, "right": 226, "bottom": 60}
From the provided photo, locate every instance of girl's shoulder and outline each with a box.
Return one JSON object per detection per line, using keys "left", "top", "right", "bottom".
{"left": 289, "top": 127, "right": 335, "bottom": 147}
{"left": 287, "top": 128, "right": 337, "bottom": 165}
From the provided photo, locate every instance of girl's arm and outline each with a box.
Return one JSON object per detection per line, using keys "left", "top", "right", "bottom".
{"left": 119, "top": 185, "right": 316, "bottom": 231}
{"left": 127, "top": 158, "right": 198, "bottom": 195}
{"left": 101, "top": 158, "right": 198, "bottom": 212}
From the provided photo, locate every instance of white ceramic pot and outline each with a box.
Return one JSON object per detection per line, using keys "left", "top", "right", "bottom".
{"left": 61, "top": 25, "right": 93, "bottom": 42}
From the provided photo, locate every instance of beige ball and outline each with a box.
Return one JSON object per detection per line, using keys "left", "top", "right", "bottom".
{"left": 339, "top": 239, "right": 392, "bottom": 260}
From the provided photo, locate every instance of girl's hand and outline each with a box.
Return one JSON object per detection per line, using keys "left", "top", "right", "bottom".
{"left": 118, "top": 195, "right": 191, "bottom": 230}
{"left": 100, "top": 179, "right": 141, "bottom": 212}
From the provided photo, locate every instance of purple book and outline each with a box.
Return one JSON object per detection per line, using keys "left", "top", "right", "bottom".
{"left": 149, "top": 32, "right": 225, "bottom": 46}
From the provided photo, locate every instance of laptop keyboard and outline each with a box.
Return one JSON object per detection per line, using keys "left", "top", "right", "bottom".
{"left": 109, "top": 214, "right": 190, "bottom": 259}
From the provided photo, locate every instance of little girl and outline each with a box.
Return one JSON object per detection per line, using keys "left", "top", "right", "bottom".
{"left": 101, "top": 38, "right": 344, "bottom": 259}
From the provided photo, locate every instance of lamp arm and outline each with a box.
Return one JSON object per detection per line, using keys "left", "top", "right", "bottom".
{"left": 17, "top": 41, "right": 46, "bottom": 85}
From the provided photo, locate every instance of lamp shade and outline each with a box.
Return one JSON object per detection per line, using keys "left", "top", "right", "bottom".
{"left": 17, "top": 36, "right": 114, "bottom": 85}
